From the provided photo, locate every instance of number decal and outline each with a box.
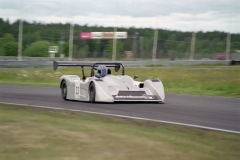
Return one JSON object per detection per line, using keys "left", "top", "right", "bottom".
{"left": 75, "top": 81, "right": 80, "bottom": 98}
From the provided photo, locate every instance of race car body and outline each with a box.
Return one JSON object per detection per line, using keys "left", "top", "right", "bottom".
{"left": 53, "top": 61, "right": 165, "bottom": 103}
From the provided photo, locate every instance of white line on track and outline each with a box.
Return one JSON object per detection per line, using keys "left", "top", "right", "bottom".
{"left": 1, "top": 101, "right": 240, "bottom": 134}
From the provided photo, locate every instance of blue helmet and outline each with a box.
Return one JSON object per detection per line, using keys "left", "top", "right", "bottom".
{"left": 96, "top": 65, "right": 107, "bottom": 77}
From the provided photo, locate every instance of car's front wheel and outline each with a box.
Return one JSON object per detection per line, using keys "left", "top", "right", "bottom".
{"left": 89, "top": 83, "right": 96, "bottom": 103}
{"left": 61, "top": 80, "right": 67, "bottom": 100}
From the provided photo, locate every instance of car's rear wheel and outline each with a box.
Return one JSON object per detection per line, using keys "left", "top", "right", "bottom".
{"left": 61, "top": 80, "right": 67, "bottom": 100}
{"left": 89, "top": 83, "right": 96, "bottom": 103}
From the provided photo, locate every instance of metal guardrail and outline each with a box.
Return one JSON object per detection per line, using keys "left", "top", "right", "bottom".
{"left": 0, "top": 56, "right": 231, "bottom": 68}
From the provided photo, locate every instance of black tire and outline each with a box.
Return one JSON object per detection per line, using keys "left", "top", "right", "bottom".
{"left": 61, "top": 80, "right": 67, "bottom": 100}
{"left": 89, "top": 83, "right": 96, "bottom": 103}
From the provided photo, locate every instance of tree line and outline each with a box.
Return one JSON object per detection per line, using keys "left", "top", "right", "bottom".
{"left": 0, "top": 18, "right": 239, "bottom": 59}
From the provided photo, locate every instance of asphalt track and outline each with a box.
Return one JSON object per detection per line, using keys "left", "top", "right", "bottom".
{"left": 0, "top": 84, "right": 239, "bottom": 133}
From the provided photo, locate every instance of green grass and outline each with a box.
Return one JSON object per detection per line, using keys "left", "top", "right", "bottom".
{"left": 0, "top": 66, "right": 239, "bottom": 97}
{"left": 0, "top": 103, "right": 239, "bottom": 160}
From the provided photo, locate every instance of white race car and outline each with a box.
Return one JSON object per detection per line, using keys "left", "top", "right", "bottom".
{"left": 53, "top": 61, "right": 165, "bottom": 103}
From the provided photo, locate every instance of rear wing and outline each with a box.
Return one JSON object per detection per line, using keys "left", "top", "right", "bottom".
{"left": 53, "top": 61, "right": 93, "bottom": 71}
{"left": 53, "top": 61, "right": 125, "bottom": 75}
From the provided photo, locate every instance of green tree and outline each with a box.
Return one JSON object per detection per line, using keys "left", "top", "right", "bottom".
{"left": 3, "top": 42, "right": 18, "bottom": 56}
{"left": 144, "top": 37, "right": 154, "bottom": 58}
{"left": 0, "top": 33, "right": 16, "bottom": 56}
{"left": 78, "top": 45, "right": 89, "bottom": 59}
{"left": 106, "top": 40, "right": 124, "bottom": 60}
{"left": 64, "top": 42, "right": 69, "bottom": 57}
{"left": 63, "top": 42, "right": 77, "bottom": 58}
{"left": 0, "top": 18, "right": 240, "bottom": 59}
{"left": 176, "top": 41, "right": 186, "bottom": 53}
{"left": 23, "top": 40, "right": 52, "bottom": 57}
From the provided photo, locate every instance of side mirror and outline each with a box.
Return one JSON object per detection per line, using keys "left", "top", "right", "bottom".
{"left": 133, "top": 75, "right": 139, "bottom": 80}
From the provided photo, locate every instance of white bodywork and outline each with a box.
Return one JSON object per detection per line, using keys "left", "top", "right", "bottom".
{"left": 60, "top": 74, "right": 165, "bottom": 103}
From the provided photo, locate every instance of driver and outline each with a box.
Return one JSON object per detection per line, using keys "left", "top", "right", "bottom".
{"left": 96, "top": 65, "right": 107, "bottom": 77}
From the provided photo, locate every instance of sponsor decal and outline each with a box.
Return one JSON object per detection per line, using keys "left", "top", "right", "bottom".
{"left": 115, "top": 94, "right": 156, "bottom": 100}
{"left": 80, "top": 32, "right": 127, "bottom": 39}
{"left": 91, "top": 32, "right": 103, "bottom": 39}
{"left": 80, "top": 32, "right": 91, "bottom": 39}
{"left": 115, "top": 32, "right": 127, "bottom": 39}
{"left": 103, "top": 32, "right": 114, "bottom": 39}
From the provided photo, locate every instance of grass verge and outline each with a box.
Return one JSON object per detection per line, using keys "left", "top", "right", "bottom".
{"left": 0, "top": 66, "right": 240, "bottom": 97}
{"left": 0, "top": 103, "right": 240, "bottom": 160}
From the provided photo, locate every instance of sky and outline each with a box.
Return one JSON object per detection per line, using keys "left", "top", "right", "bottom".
{"left": 0, "top": 0, "right": 239, "bottom": 33}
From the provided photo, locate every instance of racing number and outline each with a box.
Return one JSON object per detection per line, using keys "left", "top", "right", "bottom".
{"left": 75, "top": 81, "right": 80, "bottom": 98}
{"left": 76, "top": 86, "right": 79, "bottom": 94}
